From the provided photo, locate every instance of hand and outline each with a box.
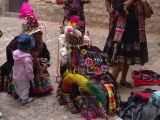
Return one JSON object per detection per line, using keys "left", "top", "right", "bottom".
{"left": 39, "top": 58, "right": 48, "bottom": 63}
{"left": 124, "top": 0, "right": 134, "bottom": 9}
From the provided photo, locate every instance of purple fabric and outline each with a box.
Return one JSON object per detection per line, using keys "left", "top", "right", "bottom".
{"left": 71, "top": 0, "right": 81, "bottom": 9}
{"left": 64, "top": 0, "right": 84, "bottom": 20}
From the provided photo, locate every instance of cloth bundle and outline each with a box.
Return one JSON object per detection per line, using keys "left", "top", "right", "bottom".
{"left": 132, "top": 70, "right": 160, "bottom": 86}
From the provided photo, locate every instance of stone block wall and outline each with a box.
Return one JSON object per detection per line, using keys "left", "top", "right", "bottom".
{"left": 29, "top": 0, "right": 160, "bottom": 34}
{"left": 0, "top": 0, "right": 2, "bottom": 15}
{"left": 0, "top": 0, "right": 160, "bottom": 34}
{"left": 29, "top": 0, "right": 109, "bottom": 28}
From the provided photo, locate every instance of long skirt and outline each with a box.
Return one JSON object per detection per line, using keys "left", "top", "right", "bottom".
{"left": 103, "top": 11, "right": 148, "bottom": 65}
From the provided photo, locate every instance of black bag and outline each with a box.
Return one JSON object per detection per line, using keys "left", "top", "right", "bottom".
{"left": 120, "top": 102, "right": 143, "bottom": 120}
{"left": 120, "top": 102, "right": 160, "bottom": 120}
{"left": 139, "top": 103, "right": 160, "bottom": 120}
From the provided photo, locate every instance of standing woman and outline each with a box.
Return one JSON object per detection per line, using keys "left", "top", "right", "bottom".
{"left": 103, "top": 0, "right": 149, "bottom": 88}
{"left": 29, "top": 30, "right": 53, "bottom": 96}
{"left": 48, "top": 0, "right": 90, "bottom": 35}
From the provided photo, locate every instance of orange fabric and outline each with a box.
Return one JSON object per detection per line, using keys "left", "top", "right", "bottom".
{"left": 62, "top": 80, "right": 72, "bottom": 93}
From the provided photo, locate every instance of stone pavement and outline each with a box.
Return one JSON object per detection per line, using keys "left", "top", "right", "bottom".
{"left": 0, "top": 17, "right": 160, "bottom": 120}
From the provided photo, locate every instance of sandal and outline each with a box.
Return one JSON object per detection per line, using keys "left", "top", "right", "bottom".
{"left": 119, "top": 81, "right": 133, "bottom": 89}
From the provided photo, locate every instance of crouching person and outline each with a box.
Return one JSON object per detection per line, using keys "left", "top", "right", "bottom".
{"left": 12, "top": 34, "right": 35, "bottom": 104}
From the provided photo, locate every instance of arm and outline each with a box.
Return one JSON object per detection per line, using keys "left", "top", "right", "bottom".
{"left": 105, "top": 0, "right": 112, "bottom": 12}
{"left": 113, "top": 0, "right": 126, "bottom": 15}
{"left": 24, "top": 57, "right": 34, "bottom": 80}
{"left": 6, "top": 36, "right": 18, "bottom": 62}
{"left": 124, "top": 0, "right": 135, "bottom": 10}
{"left": 38, "top": 43, "right": 50, "bottom": 67}
{"left": 40, "top": 43, "right": 50, "bottom": 61}
{"left": 113, "top": 0, "right": 135, "bottom": 15}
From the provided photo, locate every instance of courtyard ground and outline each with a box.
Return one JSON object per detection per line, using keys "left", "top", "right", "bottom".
{"left": 0, "top": 17, "right": 160, "bottom": 120}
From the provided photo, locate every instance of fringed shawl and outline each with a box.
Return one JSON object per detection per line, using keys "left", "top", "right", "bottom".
{"left": 113, "top": 0, "right": 146, "bottom": 43}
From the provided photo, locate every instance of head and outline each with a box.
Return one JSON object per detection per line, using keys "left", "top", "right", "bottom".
{"left": 64, "top": 26, "right": 82, "bottom": 44}
{"left": 17, "top": 34, "right": 35, "bottom": 52}
{"left": 0, "top": 30, "right": 3, "bottom": 38}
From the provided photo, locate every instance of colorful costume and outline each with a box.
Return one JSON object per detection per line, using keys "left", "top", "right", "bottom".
{"left": 0, "top": 2, "right": 53, "bottom": 96}
{"left": 103, "top": 0, "right": 148, "bottom": 65}
{"left": 12, "top": 34, "right": 35, "bottom": 101}
{"left": 57, "top": 0, "right": 90, "bottom": 35}
{"left": 55, "top": 1, "right": 119, "bottom": 118}
{"left": 56, "top": 15, "right": 120, "bottom": 118}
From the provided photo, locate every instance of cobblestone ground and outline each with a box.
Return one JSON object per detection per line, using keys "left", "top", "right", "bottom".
{"left": 0, "top": 17, "right": 160, "bottom": 120}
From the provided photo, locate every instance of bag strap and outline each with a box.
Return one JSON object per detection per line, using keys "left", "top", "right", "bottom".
{"left": 135, "top": 104, "right": 145, "bottom": 120}
{"left": 155, "top": 106, "right": 160, "bottom": 120}
{"left": 120, "top": 102, "right": 136, "bottom": 118}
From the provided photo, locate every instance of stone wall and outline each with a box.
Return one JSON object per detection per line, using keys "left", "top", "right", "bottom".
{"left": 0, "top": 0, "right": 2, "bottom": 15}
{"left": 29, "top": 0, "right": 160, "bottom": 34}
{"left": 0, "top": 0, "right": 159, "bottom": 34}
{"left": 29, "top": 0, "right": 109, "bottom": 28}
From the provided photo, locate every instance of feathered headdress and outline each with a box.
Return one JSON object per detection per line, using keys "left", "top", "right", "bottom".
{"left": 66, "top": 15, "right": 84, "bottom": 29}
{"left": 19, "top": 2, "right": 37, "bottom": 23}
{"left": 19, "top": 2, "right": 45, "bottom": 35}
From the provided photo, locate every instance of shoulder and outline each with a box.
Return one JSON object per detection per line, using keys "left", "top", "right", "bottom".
{"left": 7, "top": 36, "right": 18, "bottom": 48}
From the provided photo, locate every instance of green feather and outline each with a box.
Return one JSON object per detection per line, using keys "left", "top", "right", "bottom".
{"left": 87, "top": 82, "right": 106, "bottom": 106}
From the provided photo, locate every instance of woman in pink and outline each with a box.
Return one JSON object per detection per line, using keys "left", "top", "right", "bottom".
{"left": 12, "top": 34, "right": 35, "bottom": 104}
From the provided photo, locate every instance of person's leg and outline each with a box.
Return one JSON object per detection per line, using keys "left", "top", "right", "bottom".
{"left": 120, "top": 63, "right": 133, "bottom": 88}
{"left": 120, "top": 63, "right": 129, "bottom": 82}
{"left": 64, "top": 93, "right": 80, "bottom": 114}
{"left": 0, "top": 75, "right": 4, "bottom": 91}
{"left": 19, "top": 80, "right": 33, "bottom": 103}
{"left": 111, "top": 63, "right": 121, "bottom": 80}
{"left": 13, "top": 79, "right": 19, "bottom": 96}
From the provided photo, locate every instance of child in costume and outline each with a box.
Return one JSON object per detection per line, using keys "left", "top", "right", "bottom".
{"left": 12, "top": 34, "right": 35, "bottom": 104}
{"left": 48, "top": 0, "right": 90, "bottom": 35}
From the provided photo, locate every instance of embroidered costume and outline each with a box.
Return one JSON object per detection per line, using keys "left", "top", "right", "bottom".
{"left": 103, "top": 0, "right": 148, "bottom": 65}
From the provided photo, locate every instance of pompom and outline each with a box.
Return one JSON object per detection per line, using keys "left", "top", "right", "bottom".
{"left": 64, "top": 26, "right": 74, "bottom": 35}
{"left": 70, "top": 15, "right": 80, "bottom": 23}
{"left": 77, "top": 21, "right": 84, "bottom": 27}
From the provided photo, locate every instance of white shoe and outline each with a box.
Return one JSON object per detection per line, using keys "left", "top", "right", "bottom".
{"left": 21, "top": 97, "right": 33, "bottom": 104}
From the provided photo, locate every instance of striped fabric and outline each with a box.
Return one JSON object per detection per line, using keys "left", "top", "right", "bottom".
{"left": 104, "top": 83, "right": 116, "bottom": 114}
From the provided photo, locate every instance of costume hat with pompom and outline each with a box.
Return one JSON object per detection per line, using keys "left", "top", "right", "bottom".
{"left": 19, "top": 2, "right": 45, "bottom": 35}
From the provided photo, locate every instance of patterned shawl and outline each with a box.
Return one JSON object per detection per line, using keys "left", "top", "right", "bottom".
{"left": 113, "top": 0, "right": 146, "bottom": 43}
